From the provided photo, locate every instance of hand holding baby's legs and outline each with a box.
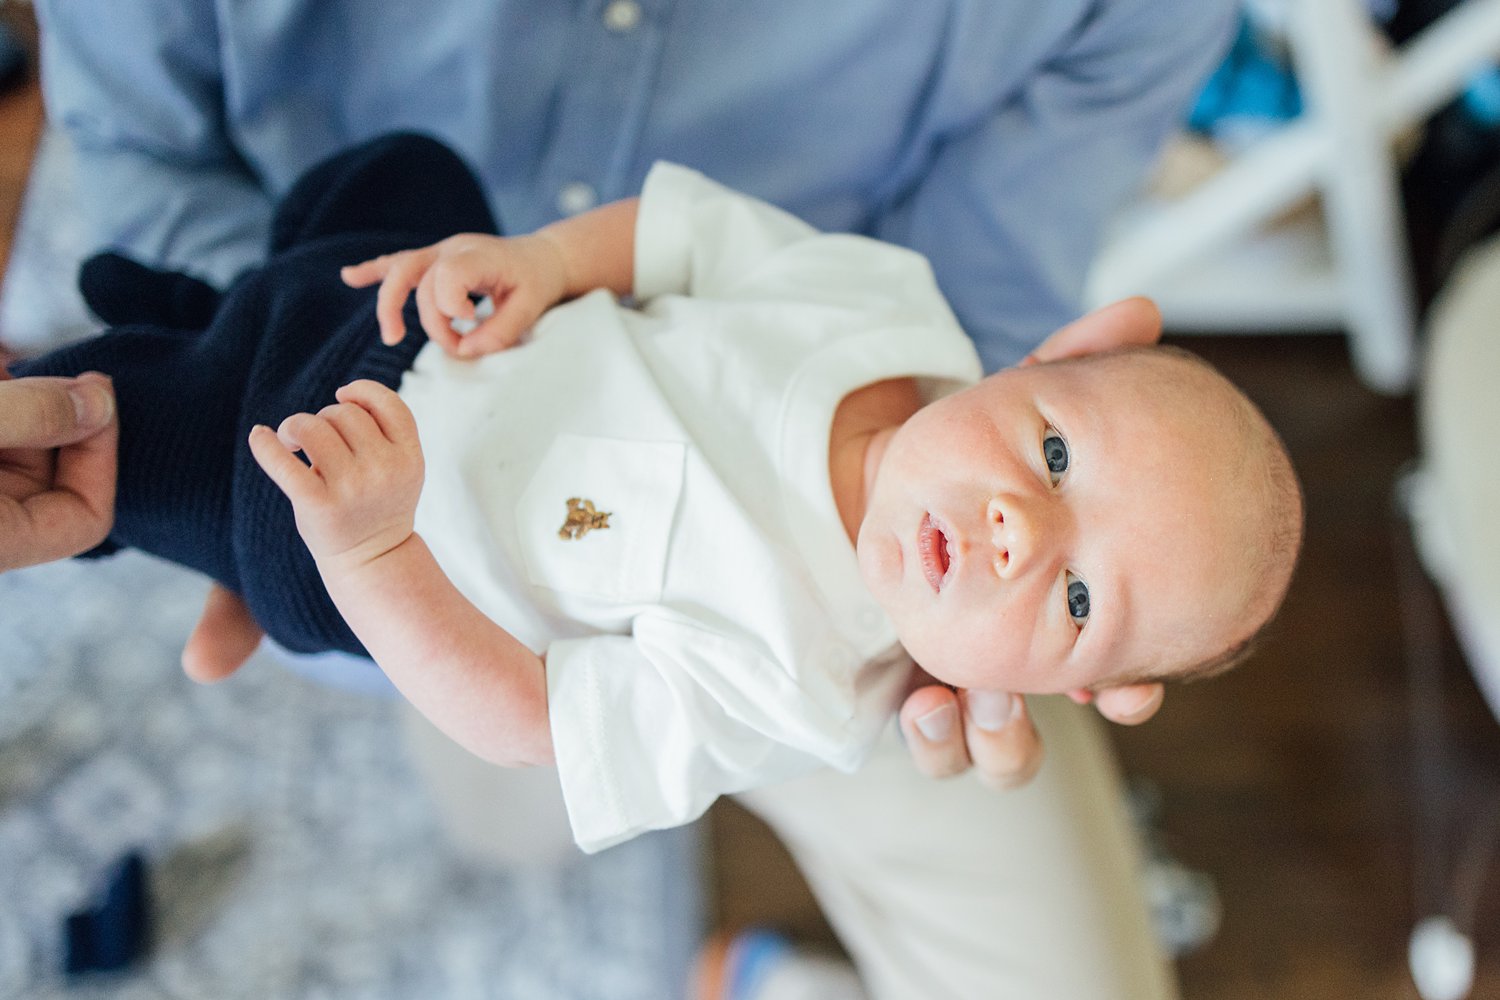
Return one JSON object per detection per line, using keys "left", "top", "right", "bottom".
{"left": 248, "top": 380, "right": 424, "bottom": 575}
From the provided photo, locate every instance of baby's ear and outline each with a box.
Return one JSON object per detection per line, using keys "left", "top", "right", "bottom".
{"left": 1021, "top": 297, "right": 1162, "bottom": 366}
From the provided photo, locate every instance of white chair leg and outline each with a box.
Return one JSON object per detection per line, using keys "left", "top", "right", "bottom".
{"left": 1291, "top": 0, "right": 1418, "bottom": 392}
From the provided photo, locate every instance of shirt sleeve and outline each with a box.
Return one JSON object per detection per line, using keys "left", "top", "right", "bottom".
{"left": 872, "top": 0, "right": 1237, "bottom": 371}
{"left": 35, "top": 0, "right": 273, "bottom": 284}
{"left": 633, "top": 160, "right": 825, "bottom": 302}
{"left": 546, "top": 614, "right": 908, "bottom": 854}
{"left": 633, "top": 160, "right": 971, "bottom": 342}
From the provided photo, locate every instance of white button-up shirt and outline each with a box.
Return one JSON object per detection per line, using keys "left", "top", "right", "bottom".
{"left": 399, "top": 163, "right": 981, "bottom": 852}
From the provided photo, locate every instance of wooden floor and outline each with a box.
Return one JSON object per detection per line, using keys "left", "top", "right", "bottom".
{"left": 5, "top": 15, "right": 1499, "bottom": 998}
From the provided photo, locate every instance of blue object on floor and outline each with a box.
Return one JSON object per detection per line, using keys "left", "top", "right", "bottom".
{"left": 64, "top": 851, "right": 151, "bottom": 975}
{"left": 728, "top": 929, "right": 793, "bottom": 1000}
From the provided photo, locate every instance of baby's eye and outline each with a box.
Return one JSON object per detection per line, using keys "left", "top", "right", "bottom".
{"left": 1065, "top": 571, "right": 1090, "bottom": 627}
{"left": 1042, "top": 428, "right": 1070, "bottom": 486}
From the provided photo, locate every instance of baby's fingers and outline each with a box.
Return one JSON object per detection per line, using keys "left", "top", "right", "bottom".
{"left": 431, "top": 253, "right": 492, "bottom": 323}
{"left": 340, "top": 257, "right": 389, "bottom": 289}
{"left": 249, "top": 424, "right": 321, "bottom": 501}
{"left": 334, "top": 380, "right": 420, "bottom": 448}
{"left": 368, "top": 248, "right": 439, "bottom": 346}
{"left": 455, "top": 290, "right": 541, "bottom": 357}
{"left": 275, "top": 412, "right": 352, "bottom": 479}
{"left": 415, "top": 269, "right": 463, "bottom": 355}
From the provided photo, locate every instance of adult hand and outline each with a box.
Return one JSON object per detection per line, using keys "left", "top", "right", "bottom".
{"left": 0, "top": 371, "right": 119, "bottom": 571}
{"left": 894, "top": 296, "right": 1168, "bottom": 787}
{"left": 898, "top": 676, "right": 1164, "bottom": 788}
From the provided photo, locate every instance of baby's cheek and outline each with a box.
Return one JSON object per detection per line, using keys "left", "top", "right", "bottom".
{"left": 856, "top": 530, "right": 903, "bottom": 593}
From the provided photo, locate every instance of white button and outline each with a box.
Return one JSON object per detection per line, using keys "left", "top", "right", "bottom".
{"left": 856, "top": 607, "right": 885, "bottom": 633}
{"left": 556, "top": 182, "right": 599, "bottom": 216}
{"left": 602, "top": 0, "right": 642, "bottom": 32}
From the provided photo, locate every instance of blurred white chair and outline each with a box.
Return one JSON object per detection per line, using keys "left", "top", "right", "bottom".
{"left": 1401, "top": 232, "right": 1500, "bottom": 1000}
{"left": 1088, "top": 0, "right": 1500, "bottom": 393}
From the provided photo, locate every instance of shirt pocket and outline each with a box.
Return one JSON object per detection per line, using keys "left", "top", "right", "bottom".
{"left": 515, "top": 433, "right": 685, "bottom": 603}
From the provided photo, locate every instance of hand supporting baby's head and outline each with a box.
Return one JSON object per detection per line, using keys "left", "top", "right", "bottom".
{"left": 857, "top": 340, "right": 1302, "bottom": 699}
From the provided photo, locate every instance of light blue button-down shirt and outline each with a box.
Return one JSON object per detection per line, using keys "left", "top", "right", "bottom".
{"left": 35, "top": 0, "right": 1233, "bottom": 369}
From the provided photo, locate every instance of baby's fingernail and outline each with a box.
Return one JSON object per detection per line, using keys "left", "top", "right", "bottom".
{"left": 914, "top": 704, "right": 957, "bottom": 742}
{"left": 69, "top": 379, "right": 114, "bottom": 428}
{"left": 967, "top": 691, "right": 1017, "bottom": 732}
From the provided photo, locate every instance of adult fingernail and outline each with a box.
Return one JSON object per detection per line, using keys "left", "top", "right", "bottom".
{"left": 914, "top": 704, "right": 957, "bottom": 742}
{"left": 1118, "top": 687, "right": 1163, "bottom": 720}
{"left": 968, "top": 691, "right": 1017, "bottom": 732}
{"left": 69, "top": 379, "right": 113, "bottom": 428}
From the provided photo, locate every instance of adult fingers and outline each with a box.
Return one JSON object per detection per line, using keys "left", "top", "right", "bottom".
{"left": 0, "top": 419, "right": 118, "bottom": 572}
{"left": 0, "top": 374, "right": 116, "bottom": 449}
{"left": 0, "top": 486, "right": 106, "bottom": 572}
{"left": 1, "top": 377, "right": 120, "bottom": 570}
{"left": 898, "top": 684, "right": 972, "bottom": 779}
{"left": 960, "top": 690, "right": 1043, "bottom": 791}
{"left": 1093, "top": 683, "right": 1165, "bottom": 726}
{"left": 46, "top": 383, "right": 119, "bottom": 549}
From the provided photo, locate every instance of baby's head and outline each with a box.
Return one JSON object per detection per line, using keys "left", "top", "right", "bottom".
{"left": 857, "top": 343, "right": 1302, "bottom": 699}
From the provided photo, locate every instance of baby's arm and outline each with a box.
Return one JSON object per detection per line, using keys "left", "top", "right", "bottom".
{"left": 340, "top": 198, "right": 640, "bottom": 358}
{"left": 248, "top": 379, "right": 553, "bottom": 767}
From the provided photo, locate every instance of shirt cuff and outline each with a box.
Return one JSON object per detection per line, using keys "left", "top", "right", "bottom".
{"left": 546, "top": 637, "right": 638, "bottom": 853}
{"left": 632, "top": 161, "right": 704, "bottom": 303}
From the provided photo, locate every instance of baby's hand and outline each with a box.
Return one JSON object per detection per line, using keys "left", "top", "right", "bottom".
{"left": 248, "top": 380, "right": 423, "bottom": 574}
{"left": 341, "top": 233, "right": 569, "bottom": 359}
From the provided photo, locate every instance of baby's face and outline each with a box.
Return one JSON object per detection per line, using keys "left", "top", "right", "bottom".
{"left": 857, "top": 350, "right": 1265, "bottom": 695}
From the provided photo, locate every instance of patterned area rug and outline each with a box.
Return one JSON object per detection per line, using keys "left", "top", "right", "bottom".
{"left": 0, "top": 554, "right": 700, "bottom": 1000}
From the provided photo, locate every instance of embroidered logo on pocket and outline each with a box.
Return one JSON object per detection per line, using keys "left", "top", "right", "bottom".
{"left": 559, "top": 498, "right": 612, "bottom": 540}
{"left": 517, "top": 434, "right": 684, "bottom": 603}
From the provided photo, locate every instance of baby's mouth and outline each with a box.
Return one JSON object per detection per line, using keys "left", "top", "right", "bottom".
{"left": 918, "top": 513, "right": 953, "bottom": 593}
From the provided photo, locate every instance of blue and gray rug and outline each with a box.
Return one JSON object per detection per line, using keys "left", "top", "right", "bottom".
{"left": 0, "top": 553, "right": 700, "bottom": 999}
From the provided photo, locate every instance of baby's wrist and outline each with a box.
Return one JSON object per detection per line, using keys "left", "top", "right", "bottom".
{"left": 315, "top": 529, "right": 416, "bottom": 584}
{"left": 525, "top": 229, "right": 576, "bottom": 301}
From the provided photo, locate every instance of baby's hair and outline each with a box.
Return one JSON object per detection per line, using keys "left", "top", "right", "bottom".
{"left": 1043, "top": 343, "right": 1305, "bottom": 689}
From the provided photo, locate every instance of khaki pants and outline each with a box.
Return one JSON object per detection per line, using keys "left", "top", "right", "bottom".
{"left": 401, "top": 695, "right": 1177, "bottom": 1000}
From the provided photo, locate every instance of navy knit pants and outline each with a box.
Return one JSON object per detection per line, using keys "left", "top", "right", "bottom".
{"left": 13, "top": 133, "right": 499, "bottom": 656}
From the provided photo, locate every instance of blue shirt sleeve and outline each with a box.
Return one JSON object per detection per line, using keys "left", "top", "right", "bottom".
{"left": 871, "top": 0, "right": 1237, "bottom": 370}
{"left": 35, "top": 0, "right": 272, "bottom": 285}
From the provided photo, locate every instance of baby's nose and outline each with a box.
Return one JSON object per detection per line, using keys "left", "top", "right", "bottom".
{"left": 986, "top": 494, "right": 1055, "bottom": 577}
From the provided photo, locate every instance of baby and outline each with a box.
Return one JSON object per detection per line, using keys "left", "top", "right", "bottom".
{"left": 15, "top": 134, "right": 1301, "bottom": 852}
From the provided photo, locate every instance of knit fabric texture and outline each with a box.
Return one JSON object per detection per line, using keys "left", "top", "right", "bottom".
{"left": 12, "top": 133, "right": 499, "bottom": 656}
